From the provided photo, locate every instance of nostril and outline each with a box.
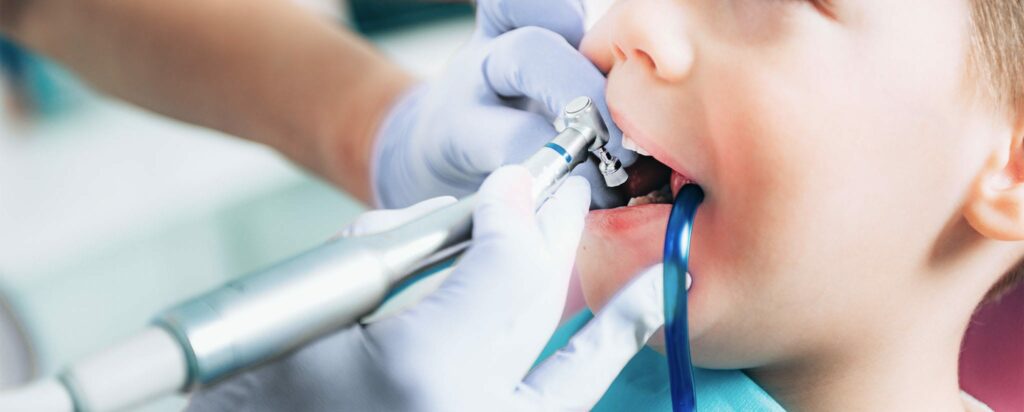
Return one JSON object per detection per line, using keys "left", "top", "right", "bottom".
{"left": 633, "top": 47, "right": 691, "bottom": 83}
{"left": 614, "top": 45, "right": 659, "bottom": 74}
{"left": 630, "top": 49, "right": 659, "bottom": 73}
{"left": 612, "top": 44, "right": 627, "bottom": 62}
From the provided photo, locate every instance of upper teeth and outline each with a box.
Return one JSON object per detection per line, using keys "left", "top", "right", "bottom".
{"left": 621, "top": 133, "right": 651, "bottom": 156}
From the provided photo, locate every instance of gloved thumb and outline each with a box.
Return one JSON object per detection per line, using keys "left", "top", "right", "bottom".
{"left": 472, "top": 165, "right": 536, "bottom": 240}
{"left": 516, "top": 265, "right": 667, "bottom": 409}
{"left": 406, "top": 166, "right": 540, "bottom": 335}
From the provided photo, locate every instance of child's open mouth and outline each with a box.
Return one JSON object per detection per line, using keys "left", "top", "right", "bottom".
{"left": 581, "top": 154, "right": 694, "bottom": 260}
{"left": 620, "top": 156, "right": 692, "bottom": 207}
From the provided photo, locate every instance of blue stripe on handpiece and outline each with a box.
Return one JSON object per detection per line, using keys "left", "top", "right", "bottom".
{"left": 544, "top": 143, "right": 573, "bottom": 164}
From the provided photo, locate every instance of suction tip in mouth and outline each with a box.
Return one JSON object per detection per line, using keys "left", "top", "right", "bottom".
{"left": 620, "top": 156, "right": 697, "bottom": 207}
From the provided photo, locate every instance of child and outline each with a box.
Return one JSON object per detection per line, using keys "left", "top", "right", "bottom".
{"left": 570, "top": 1, "right": 1023, "bottom": 410}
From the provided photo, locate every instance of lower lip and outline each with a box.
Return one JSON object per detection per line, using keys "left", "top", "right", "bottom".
{"left": 582, "top": 169, "right": 695, "bottom": 279}
{"left": 591, "top": 169, "right": 692, "bottom": 234}
{"left": 583, "top": 203, "right": 672, "bottom": 302}
{"left": 587, "top": 203, "right": 672, "bottom": 236}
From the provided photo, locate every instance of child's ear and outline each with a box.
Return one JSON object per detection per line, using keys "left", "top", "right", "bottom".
{"left": 964, "top": 123, "right": 1024, "bottom": 241}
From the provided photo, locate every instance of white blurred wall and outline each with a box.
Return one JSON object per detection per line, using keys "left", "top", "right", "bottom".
{"left": 292, "top": 0, "right": 349, "bottom": 22}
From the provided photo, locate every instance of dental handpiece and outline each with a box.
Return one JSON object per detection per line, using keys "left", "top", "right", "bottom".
{"left": 29, "top": 97, "right": 627, "bottom": 412}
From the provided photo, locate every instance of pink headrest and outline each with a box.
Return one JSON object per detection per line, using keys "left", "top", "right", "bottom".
{"left": 960, "top": 284, "right": 1024, "bottom": 411}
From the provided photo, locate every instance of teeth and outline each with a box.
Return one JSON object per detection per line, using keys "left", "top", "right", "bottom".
{"left": 621, "top": 133, "right": 651, "bottom": 156}
{"left": 626, "top": 185, "right": 673, "bottom": 207}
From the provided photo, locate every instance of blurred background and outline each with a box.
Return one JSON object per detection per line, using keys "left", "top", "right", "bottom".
{"left": 0, "top": 1, "right": 473, "bottom": 410}
{"left": 0, "top": 0, "right": 1020, "bottom": 411}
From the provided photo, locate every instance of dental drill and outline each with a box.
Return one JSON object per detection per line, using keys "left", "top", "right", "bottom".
{"left": 0, "top": 97, "right": 628, "bottom": 412}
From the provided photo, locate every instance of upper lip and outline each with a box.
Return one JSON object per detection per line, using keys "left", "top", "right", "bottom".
{"left": 609, "top": 104, "right": 698, "bottom": 185}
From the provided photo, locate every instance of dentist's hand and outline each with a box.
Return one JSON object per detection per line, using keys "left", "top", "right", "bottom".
{"left": 187, "top": 166, "right": 663, "bottom": 412}
{"left": 372, "top": 0, "right": 635, "bottom": 209}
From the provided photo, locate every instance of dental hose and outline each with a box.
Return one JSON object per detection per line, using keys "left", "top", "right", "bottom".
{"left": 664, "top": 184, "right": 704, "bottom": 412}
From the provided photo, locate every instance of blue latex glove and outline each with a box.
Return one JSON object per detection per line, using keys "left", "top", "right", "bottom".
{"left": 187, "top": 167, "right": 662, "bottom": 411}
{"left": 372, "top": 0, "right": 635, "bottom": 209}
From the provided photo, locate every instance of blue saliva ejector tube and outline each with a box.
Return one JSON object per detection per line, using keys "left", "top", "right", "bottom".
{"left": 664, "top": 184, "right": 704, "bottom": 412}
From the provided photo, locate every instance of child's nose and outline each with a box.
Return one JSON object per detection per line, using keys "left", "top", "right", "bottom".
{"left": 582, "top": 0, "right": 694, "bottom": 83}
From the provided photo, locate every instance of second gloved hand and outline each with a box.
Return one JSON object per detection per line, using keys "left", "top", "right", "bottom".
{"left": 372, "top": 0, "right": 635, "bottom": 209}
{"left": 187, "top": 166, "right": 663, "bottom": 411}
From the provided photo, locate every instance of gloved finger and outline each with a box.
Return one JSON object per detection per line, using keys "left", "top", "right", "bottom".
{"left": 517, "top": 265, "right": 666, "bottom": 409}
{"left": 467, "top": 168, "right": 591, "bottom": 383}
{"left": 513, "top": 175, "right": 591, "bottom": 341}
{"left": 402, "top": 167, "right": 545, "bottom": 347}
{"left": 413, "top": 166, "right": 539, "bottom": 325}
{"left": 387, "top": 167, "right": 593, "bottom": 389}
{"left": 483, "top": 27, "right": 636, "bottom": 168}
{"left": 477, "top": 0, "right": 586, "bottom": 47}
{"left": 484, "top": 27, "right": 605, "bottom": 119}
{"left": 536, "top": 175, "right": 591, "bottom": 271}
{"left": 452, "top": 105, "right": 556, "bottom": 176}
{"left": 495, "top": 176, "right": 590, "bottom": 380}
{"left": 471, "top": 165, "right": 537, "bottom": 241}
{"left": 338, "top": 196, "right": 458, "bottom": 238}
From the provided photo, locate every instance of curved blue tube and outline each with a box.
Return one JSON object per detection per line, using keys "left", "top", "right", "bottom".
{"left": 664, "top": 184, "right": 704, "bottom": 412}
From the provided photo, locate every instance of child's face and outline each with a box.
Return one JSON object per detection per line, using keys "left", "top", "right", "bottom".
{"left": 577, "top": 0, "right": 1000, "bottom": 368}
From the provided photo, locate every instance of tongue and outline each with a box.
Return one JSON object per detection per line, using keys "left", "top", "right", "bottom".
{"left": 622, "top": 156, "right": 672, "bottom": 199}
{"left": 670, "top": 171, "right": 690, "bottom": 197}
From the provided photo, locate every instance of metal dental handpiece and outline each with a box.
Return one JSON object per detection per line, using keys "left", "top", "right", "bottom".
{"left": 39, "top": 97, "right": 629, "bottom": 412}
{"left": 151, "top": 96, "right": 627, "bottom": 388}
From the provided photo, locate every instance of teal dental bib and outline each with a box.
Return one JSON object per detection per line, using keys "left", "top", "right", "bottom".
{"left": 538, "top": 310, "right": 786, "bottom": 411}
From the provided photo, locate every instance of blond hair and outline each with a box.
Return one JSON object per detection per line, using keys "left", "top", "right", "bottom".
{"left": 971, "top": 0, "right": 1024, "bottom": 301}
{"left": 970, "top": 0, "right": 1024, "bottom": 110}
